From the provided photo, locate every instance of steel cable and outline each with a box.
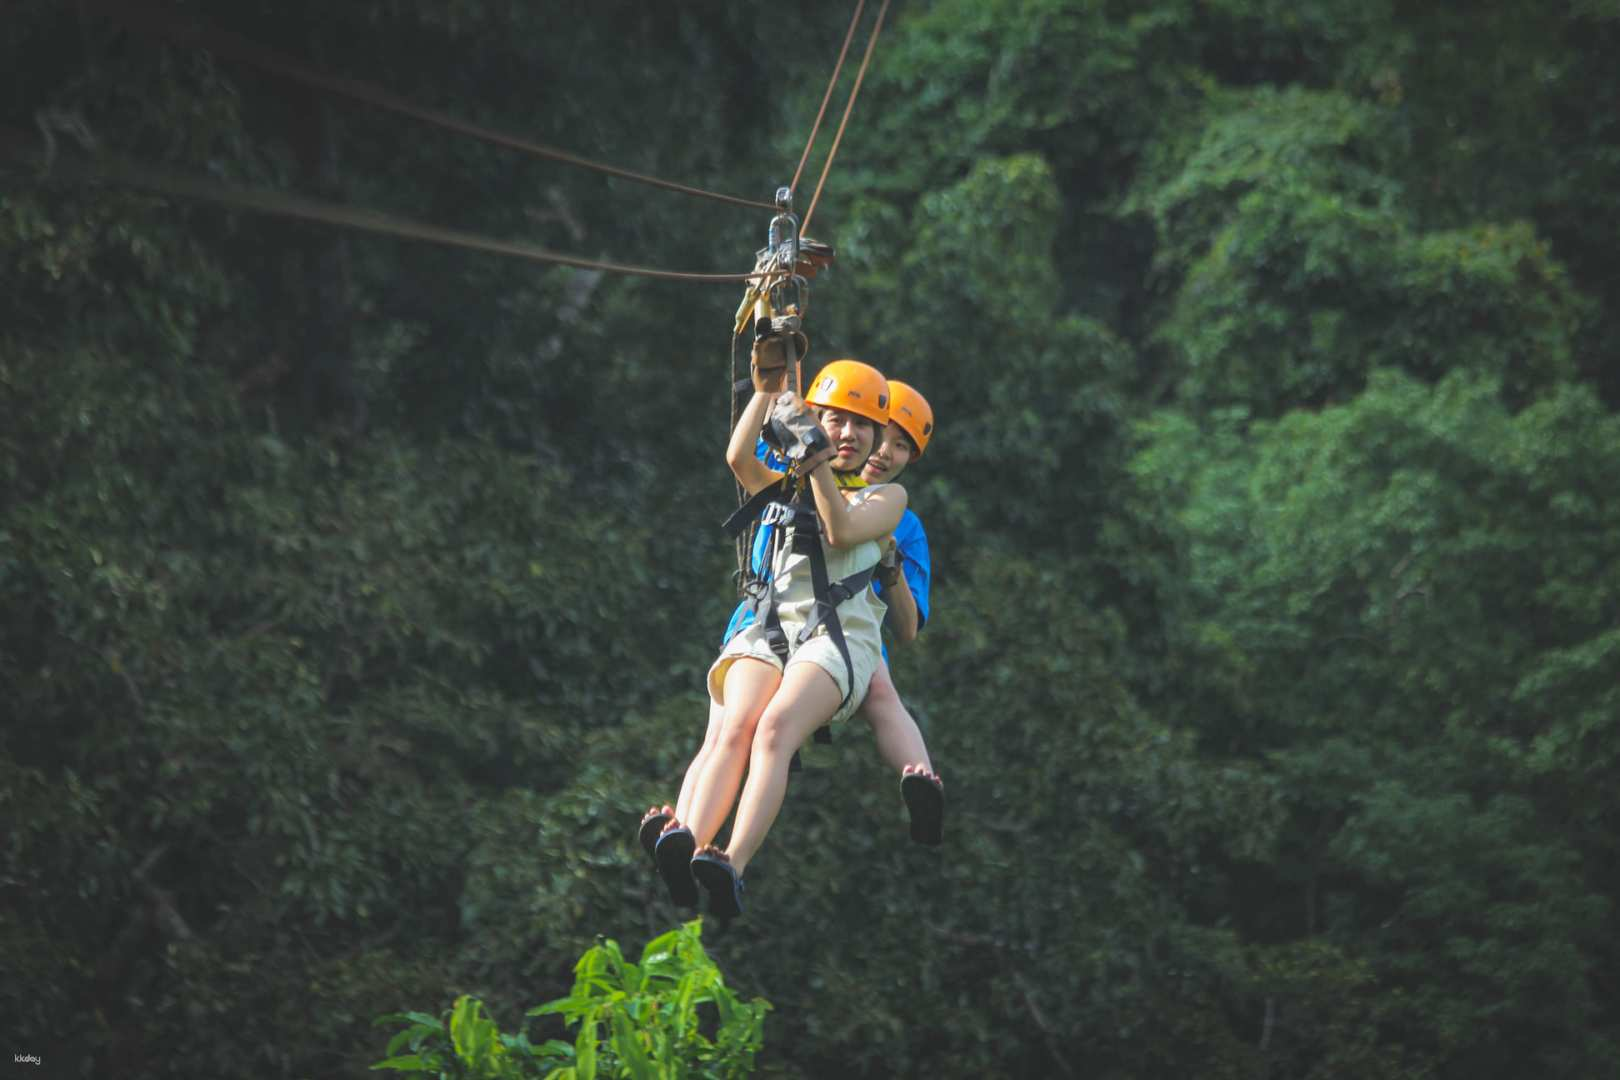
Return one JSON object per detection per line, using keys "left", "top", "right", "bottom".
{"left": 789, "top": 0, "right": 867, "bottom": 199}
{"left": 83, "top": 0, "right": 779, "bottom": 213}
{"left": 802, "top": 0, "right": 893, "bottom": 237}
{"left": 30, "top": 4, "right": 896, "bottom": 282}
{"left": 1, "top": 131, "right": 779, "bottom": 284}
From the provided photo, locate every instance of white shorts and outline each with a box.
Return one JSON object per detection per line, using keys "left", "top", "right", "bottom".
{"left": 707, "top": 622, "right": 877, "bottom": 726}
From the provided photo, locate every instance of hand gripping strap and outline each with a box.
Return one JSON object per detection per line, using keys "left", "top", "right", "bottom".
{"left": 763, "top": 392, "right": 832, "bottom": 470}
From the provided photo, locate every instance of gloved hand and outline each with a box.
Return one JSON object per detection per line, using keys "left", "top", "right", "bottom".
{"left": 764, "top": 392, "right": 834, "bottom": 473}
{"left": 751, "top": 337, "right": 790, "bottom": 394}
{"left": 875, "top": 539, "right": 902, "bottom": 586}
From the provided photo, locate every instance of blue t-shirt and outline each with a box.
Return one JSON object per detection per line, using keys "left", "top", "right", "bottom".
{"left": 874, "top": 508, "right": 931, "bottom": 631}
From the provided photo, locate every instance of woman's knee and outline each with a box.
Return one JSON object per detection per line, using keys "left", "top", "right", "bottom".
{"left": 863, "top": 690, "right": 910, "bottom": 737}
{"left": 737, "top": 661, "right": 840, "bottom": 760}
{"left": 715, "top": 712, "right": 759, "bottom": 755}
{"left": 751, "top": 710, "right": 806, "bottom": 759}
{"left": 865, "top": 665, "right": 900, "bottom": 707}
{"left": 712, "top": 659, "right": 778, "bottom": 751}
{"left": 855, "top": 662, "right": 897, "bottom": 718}
{"left": 755, "top": 684, "right": 838, "bottom": 757}
{"left": 694, "top": 700, "right": 726, "bottom": 754}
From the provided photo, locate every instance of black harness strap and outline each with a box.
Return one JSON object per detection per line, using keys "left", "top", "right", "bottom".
{"left": 801, "top": 547, "right": 872, "bottom": 745}
{"left": 721, "top": 479, "right": 873, "bottom": 737}
{"left": 727, "top": 479, "right": 793, "bottom": 665}
{"left": 722, "top": 477, "right": 788, "bottom": 538}
{"left": 738, "top": 574, "right": 791, "bottom": 666}
{"left": 791, "top": 501, "right": 873, "bottom": 712}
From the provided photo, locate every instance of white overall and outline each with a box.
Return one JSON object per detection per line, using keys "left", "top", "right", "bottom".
{"left": 708, "top": 486, "right": 890, "bottom": 726}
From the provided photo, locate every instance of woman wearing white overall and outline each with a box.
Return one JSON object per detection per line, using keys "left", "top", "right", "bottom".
{"left": 654, "top": 351, "right": 906, "bottom": 918}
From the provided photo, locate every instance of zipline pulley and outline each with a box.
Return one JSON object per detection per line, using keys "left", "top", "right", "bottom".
{"left": 733, "top": 185, "right": 834, "bottom": 397}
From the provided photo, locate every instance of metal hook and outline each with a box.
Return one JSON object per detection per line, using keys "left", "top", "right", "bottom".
{"left": 768, "top": 210, "right": 800, "bottom": 271}
{"left": 768, "top": 272, "right": 810, "bottom": 321}
{"left": 767, "top": 187, "right": 801, "bottom": 281}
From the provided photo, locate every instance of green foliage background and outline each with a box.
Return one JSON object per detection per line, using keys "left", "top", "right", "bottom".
{"left": 4, "top": 1, "right": 1619, "bottom": 1076}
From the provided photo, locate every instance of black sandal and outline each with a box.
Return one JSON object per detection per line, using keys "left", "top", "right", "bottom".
{"left": 901, "top": 771, "right": 945, "bottom": 846}
{"left": 690, "top": 850, "right": 746, "bottom": 920}
{"left": 654, "top": 826, "right": 699, "bottom": 908}
{"left": 638, "top": 807, "right": 672, "bottom": 863}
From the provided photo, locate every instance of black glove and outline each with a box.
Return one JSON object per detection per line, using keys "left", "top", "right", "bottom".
{"left": 763, "top": 393, "right": 833, "bottom": 472}
{"left": 875, "top": 541, "right": 902, "bottom": 586}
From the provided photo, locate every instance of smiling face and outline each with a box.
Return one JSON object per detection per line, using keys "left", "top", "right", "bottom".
{"left": 816, "top": 406, "right": 878, "bottom": 473}
{"left": 861, "top": 421, "right": 916, "bottom": 484}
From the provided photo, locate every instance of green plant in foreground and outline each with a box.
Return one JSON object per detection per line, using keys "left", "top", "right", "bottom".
{"left": 371, "top": 919, "right": 769, "bottom": 1079}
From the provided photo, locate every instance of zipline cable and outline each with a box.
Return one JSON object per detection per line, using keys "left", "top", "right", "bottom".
{"left": 802, "top": 0, "right": 893, "bottom": 237}
{"left": 1, "top": 130, "right": 779, "bottom": 285}
{"left": 26, "top": 5, "right": 895, "bottom": 282}
{"left": 789, "top": 0, "right": 867, "bottom": 199}
{"left": 82, "top": 0, "right": 779, "bottom": 213}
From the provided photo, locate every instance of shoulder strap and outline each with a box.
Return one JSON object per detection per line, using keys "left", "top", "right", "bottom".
{"left": 722, "top": 477, "right": 789, "bottom": 537}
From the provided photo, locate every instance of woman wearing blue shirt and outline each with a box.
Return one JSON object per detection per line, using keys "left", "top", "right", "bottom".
{"left": 856, "top": 380, "right": 943, "bottom": 846}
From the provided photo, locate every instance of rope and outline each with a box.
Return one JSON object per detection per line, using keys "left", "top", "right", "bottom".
{"left": 2, "top": 131, "right": 779, "bottom": 284}
{"left": 83, "top": 0, "right": 779, "bottom": 213}
{"left": 789, "top": 0, "right": 867, "bottom": 199}
{"left": 802, "top": 0, "right": 893, "bottom": 237}
{"left": 731, "top": 330, "right": 750, "bottom": 591}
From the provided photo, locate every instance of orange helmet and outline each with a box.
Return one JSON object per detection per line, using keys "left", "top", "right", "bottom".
{"left": 886, "top": 380, "right": 934, "bottom": 457}
{"left": 805, "top": 359, "right": 890, "bottom": 426}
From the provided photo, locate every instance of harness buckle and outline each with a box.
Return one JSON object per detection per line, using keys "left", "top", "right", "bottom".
{"left": 759, "top": 501, "right": 797, "bottom": 528}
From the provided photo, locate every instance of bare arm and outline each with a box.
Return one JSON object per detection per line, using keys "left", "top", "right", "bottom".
{"left": 726, "top": 340, "right": 797, "bottom": 494}
{"left": 726, "top": 389, "right": 784, "bottom": 494}
{"left": 877, "top": 540, "right": 920, "bottom": 644}
{"left": 806, "top": 466, "right": 907, "bottom": 548}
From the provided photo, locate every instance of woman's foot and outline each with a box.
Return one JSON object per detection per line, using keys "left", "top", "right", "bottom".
{"left": 900, "top": 765, "right": 944, "bottom": 846}
{"left": 690, "top": 845, "right": 746, "bottom": 921}
{"left": 638, "top": 804, "right": 674, "bottom": 862}
{"left": 654, "top": 821, "right": 699, "bottom": 908}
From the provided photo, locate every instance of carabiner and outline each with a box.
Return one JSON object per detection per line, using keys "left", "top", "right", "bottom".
{"left": 767, "top": 186, "right": 801, "bottom": 280}
{"left": 767, "top": 272, "right": 810, "bottom": 321}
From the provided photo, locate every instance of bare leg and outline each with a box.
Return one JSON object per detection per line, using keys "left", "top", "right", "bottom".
{"left": 683, "top": 658, "right": 779, "bottom": 851}
{"left": 724, "top": 662, "right": 841, "bottom": 876}
{"left": 858, "top": 661, "right": 933, "bottom": 774}
{"left": 675, "top": 696, "right": 727, "bottom": 822}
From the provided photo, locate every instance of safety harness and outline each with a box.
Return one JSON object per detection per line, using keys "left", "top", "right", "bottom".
{"left": 723, "top": 472, "right": 875, "bottom": 731}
